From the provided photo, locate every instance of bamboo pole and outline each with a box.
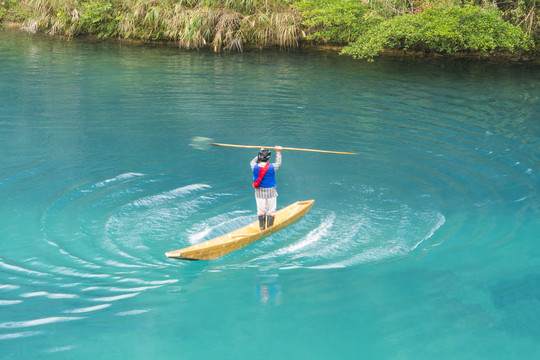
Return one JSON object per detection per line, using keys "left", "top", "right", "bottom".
{"left": 211, "top": 143, "right": 357, "bottom": 155}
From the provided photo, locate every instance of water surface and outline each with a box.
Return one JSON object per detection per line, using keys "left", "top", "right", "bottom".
{"left": 1, "top": 30, "right": 539, "bottom": 359}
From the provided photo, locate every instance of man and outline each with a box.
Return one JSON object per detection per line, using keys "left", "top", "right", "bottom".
{"left": 250, "top": 146, "right": 282, "bottom": 230}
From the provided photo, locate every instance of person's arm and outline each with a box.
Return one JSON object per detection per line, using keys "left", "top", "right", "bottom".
{"left": 273, "top": 146, "right": 282, "bottom": 170}
{"left": 250, "top": 155, "right": 258, "bottom": 170}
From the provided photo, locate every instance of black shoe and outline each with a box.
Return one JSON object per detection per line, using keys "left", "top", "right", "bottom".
{"left": 258, "top": 215, "right": 266, "bottom": 230}
{"left": 267, "top": 215, "right": 275, "bottom": 227}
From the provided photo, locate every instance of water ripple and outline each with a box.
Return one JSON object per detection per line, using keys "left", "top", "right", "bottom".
{"left": 0, "top": 317, "right": 84, "bottom": 329}
{"left": 1, "top": 36, "right": 538, "bottom": 355}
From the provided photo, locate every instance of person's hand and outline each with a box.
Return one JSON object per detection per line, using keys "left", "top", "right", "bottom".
{"left": 275, "top": 146, "right": 282, "bottom": 153}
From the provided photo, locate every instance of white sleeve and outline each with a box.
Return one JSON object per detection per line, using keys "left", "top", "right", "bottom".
{"left": 250, "top": 156, "right": 258, "bottom": 170}
{"left": 273, "top": 152, "right": 282, "bottom": 170}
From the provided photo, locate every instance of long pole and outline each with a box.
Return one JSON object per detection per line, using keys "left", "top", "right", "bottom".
{"left": 211, "top": 143, "right": 357, "bottom": 155}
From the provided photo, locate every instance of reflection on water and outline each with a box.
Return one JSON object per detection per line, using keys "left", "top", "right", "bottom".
{"left": 254, "top": 268, "right": 282, "bottom": 305}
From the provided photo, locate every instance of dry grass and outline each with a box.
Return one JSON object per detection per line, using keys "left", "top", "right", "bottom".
{"left": 15, "top": 0, "right": 303, "bottom": 51}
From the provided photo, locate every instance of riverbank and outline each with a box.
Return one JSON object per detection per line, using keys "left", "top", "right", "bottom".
{"left": 1, "top": 0, "right": 538, "bottom": 62}
{"left": 3, "top": 22, "right": 537, "bottom": 65}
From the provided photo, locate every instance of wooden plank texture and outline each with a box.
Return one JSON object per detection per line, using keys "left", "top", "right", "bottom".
{"left": 165, "top": 200, "right": 315, "bottom": 260}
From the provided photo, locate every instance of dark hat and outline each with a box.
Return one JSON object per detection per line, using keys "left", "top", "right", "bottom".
{"left": 258, "top": 149, "right": 271, "bottom": 162}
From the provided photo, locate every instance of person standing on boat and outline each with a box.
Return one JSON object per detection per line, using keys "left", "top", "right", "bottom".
{"left": 251, "top": 146, "right": 282, "bottom": 230}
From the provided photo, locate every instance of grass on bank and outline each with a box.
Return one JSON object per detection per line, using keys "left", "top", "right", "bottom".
{"left": 3, "top": 0, "right": 303, "bottom": 50}
{"left": 0, "top": 0, "right": 538, "bottom": 59}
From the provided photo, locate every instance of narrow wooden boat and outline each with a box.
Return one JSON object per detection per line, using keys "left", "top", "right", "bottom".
{"left": 166, "top": 200, "right": 315, "bottom": 260}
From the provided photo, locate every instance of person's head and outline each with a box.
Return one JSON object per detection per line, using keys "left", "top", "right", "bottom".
{"left": 258, "top": 149, "right": 271, "bottom": 163}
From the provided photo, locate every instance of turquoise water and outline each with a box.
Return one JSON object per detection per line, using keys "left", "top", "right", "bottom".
{"left": 1, "top": 29, "right": 539, "bottom": 359}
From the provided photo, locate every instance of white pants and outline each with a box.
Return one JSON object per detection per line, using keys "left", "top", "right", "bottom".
{"left": 256, "top": 197, "right": 277, "bottom": 216}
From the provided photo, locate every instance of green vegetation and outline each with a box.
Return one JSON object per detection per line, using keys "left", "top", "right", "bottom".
{"left": 1, "top": 0, "right": 538, "bottom": 59}
{"left": 341, "top": 4, "right": 533, "bottom": 60}
{"left": 295, "top": 0, "right": 377, "bottom": 44}
{"left": 299, "top": 0, "right": 536, "bottom": 59}
{"left": 0, "top": 0, "right": 18, "bottom": 21}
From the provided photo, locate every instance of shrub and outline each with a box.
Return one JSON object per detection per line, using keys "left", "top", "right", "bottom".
{"left": 296, "top": 0, "right": 382, "bottom": 44}
{"left": 0, "top": 0, "right": 18, "bottom": 21}
{"left": 341, "top": 4, "right": 534, "bottom": 60}
{"left": 77, "top": 0, "right": 116, "bottom": 36}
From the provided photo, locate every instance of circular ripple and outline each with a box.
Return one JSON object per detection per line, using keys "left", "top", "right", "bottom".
{"left": 1, "top": 40, "right": 538, "bottom": 349}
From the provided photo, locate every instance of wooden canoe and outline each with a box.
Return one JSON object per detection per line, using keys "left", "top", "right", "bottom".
{"left": 165, "top": 200, "right": 315, "bottom": 260}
